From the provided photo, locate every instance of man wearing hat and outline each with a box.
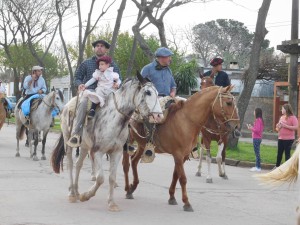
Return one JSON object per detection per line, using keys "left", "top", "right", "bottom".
{"left": 67, "top": 39, "right": 121, "bottom": 148}
{"left": 22, "top": 66, "right": 47, "bottom": 99}
{"left": 141, "top": 47, "right": 176, "bottom": 97}
{"left": 203, "top": 57, "right": 230, "bottom": 87}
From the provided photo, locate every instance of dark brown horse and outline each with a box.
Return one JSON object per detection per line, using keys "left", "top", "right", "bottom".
{"left": 123, "top": 85, "right": 240, "bottom": 212}
{"left": 196, "top": 75, "right": 239, "bottom": 183}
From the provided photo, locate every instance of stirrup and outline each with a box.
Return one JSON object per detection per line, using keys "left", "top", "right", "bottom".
{"left": 127, "top": 145, "right": 136, "bottom": 156}
{"left": 66, "top": 134, "right": 81, "bottom": 148}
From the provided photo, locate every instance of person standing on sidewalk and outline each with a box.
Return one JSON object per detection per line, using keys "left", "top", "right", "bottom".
{"left": 247, "top": 108, "right": 264, "bottom": 172}
{"left": 275, "top": 103, "right": 298, "bottom": 168}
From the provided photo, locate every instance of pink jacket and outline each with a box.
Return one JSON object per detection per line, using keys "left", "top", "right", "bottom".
{"left": 251, "top": 118, "right": 264, "bottom": 139}
{"left": 278, "top": 115, "right": 298, "bottom": 140}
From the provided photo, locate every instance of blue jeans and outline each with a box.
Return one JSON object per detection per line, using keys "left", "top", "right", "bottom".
{"left": 253, "top": 138, "right": 262, "bottom": 169}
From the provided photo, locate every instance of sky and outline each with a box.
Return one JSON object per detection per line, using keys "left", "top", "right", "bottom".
{"left": 61, "top": 0, "right": 295, "bottom": 54}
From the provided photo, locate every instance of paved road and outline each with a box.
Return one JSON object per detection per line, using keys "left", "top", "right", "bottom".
{"left": 0, "top": 123, "right": 298, "bottom": 225}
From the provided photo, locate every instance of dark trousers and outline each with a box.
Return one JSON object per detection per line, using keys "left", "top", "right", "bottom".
{"left": 90, "top": 102, "right": 96, "bottom": 111}
{"left": 276, "top": 139, "right": 294, "bottom": 167}
{"left": 253, "top": 138, "right": 262, "bottom": 169}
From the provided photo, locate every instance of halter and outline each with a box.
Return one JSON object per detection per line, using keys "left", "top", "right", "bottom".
{"left": 113, "top": 81, "right": 162, "bottom": 120}
{"left": 42, "top": 91, "right": 61, "bottom": 112}
{"left": 211, "top": 87, "right": 239, "bottom": 126}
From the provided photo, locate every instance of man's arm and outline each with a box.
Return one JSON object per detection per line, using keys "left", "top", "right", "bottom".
{"left": 74, "top": 62, "right": 86, "bottom": 87}
{"left": 170, "top": 74, "right": 177, "bottom": 97}
{"left": 40, "top": 78, "right": 47, "bottom": 93}
{"left": 23, "top": 76, "right": 32, "bottom": 90}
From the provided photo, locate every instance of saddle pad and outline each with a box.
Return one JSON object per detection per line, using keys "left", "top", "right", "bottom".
{"left": 21, "top": 94, "right": 44, "bottom": 116}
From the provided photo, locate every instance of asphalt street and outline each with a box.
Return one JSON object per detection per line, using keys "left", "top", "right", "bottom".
{"left": 0, "top": 123, "right": 298, "bottom": 225}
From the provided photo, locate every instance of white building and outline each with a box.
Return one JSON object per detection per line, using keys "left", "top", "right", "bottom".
{"left": 50, "top": 75, "right": 73, "bottom": 103}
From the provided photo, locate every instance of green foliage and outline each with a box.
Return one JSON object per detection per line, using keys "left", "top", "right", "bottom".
{"left": 0, "top": 43, "right": 65, "bottom": 83}
{"left": 174, "top": 59, "right": 198, "bottom": 94}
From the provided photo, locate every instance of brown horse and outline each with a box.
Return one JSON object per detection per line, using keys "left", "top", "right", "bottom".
{"left": 0, "top": 93, "right": 7, "bottom": 130}
{"left": 196, "top": 75, "right": 239, "bottom": 183}
{"left": 123, "top": 85, "right": 240, "bottom": 212}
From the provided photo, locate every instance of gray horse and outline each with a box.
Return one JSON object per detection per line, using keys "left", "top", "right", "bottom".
{"left": 15, "top": 90, "right": 65, "bottom": 161}
{"left": 51, "top": 73, "right": 163, "bottom": 211}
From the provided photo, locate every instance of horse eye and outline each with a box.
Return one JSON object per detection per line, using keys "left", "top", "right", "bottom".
{"left": 145, "top": 90, "right": 151, "bottom": 96}
{"left": 56, "top": 97, "right": 59, "bottom": 100}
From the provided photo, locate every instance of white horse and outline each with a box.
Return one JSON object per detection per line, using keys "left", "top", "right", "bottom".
{"left": 51, "top": 73, "right": 163, "bottom": 211}
{"left": 256, "top": 142, "right": 300, "bottom": 224}
{"left": 15, "top": 90, "right": 65, "bottom": 161}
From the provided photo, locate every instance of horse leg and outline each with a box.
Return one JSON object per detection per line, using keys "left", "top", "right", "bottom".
{"left": 196, "top": 141, "right": 204, "bottom": 177}
{"left": 15, "top": 123, "right": 23, "bottom": 157}
{"left": 221, "top": 142, "right": 228, "bottom": 179}
{"left": 66, "top": 146, "right": 77, "bottom": 203}
{"left": 90, "top": 150, "right": 96, "bottom": 181}
{"left": 28, "top": 129, "right": 34, "bottom": 158}
{"left": 122, "top": 149, "right": 132, "bottom": 199}
{"left": 32, "top": 131, "right": 39, "bottom": 161}
{"left": 41, "top": 130, "right": 49, "bottom": 160}
{"left": 80, "top": 151, "right": 105, "bottom": 202}
{"left": 107, "top": 151, "right": 122, "bottom": 212}
{"left": 216, "top": 142, "right": 227, "bottom": 179}
{"left": 74, "top": 145, "right": 89, "bottom": 199}
{"left": 206, "top": 147, "right": 213, "bottom": 183}
{"left": 173, "top": 158, "right": 193, "bottom": 212}
{"left": 168, "top": 167, "right": 179, "bottom": 206}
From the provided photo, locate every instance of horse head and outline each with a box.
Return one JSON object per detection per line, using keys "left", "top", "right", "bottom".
{"left": 135, "top": 71, "right": 163, "bottom": 123}
{"left": 200, "top": 76, "right": 214, "bottom": 89}
{"left": 211, "top": 85, "right": 240, "bottom": 130}
{"left": 49, "top": 89, "right": 65, "bottom": 112}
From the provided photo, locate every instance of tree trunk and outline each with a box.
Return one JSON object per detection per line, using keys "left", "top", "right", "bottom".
{"left": 229, "top": 0, "right": 272, "bottom": 148}
{"left": 110, "top": 0, "right": 127, "bottom": 58}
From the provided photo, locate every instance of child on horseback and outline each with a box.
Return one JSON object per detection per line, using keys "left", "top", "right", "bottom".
{"left": 82, "top": 55, "right": 121, "bottom": 118}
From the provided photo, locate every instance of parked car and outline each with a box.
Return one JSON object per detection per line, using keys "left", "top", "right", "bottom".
{"left": 6, "top": 96, "right": 16, "bottom": 111}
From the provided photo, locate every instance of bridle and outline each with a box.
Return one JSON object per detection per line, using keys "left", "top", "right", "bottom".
{"left": 113, "top": 81, "right": 162, "bottom": 120}
{"left": 42, "top": 91, "right": 62, "bottom": 113}
{"left": 211, "top": 87, "right": 239, "bottom": 126}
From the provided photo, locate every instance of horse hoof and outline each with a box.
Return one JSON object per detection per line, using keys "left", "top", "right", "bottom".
{"left": 183, "top": 204, "right": 194, "bottom": 212}
{"left": 15, "top": 152, "right": 20, "bottom": 157}
{"left": 195, "top": 172, "right": 201, "bottom": 177}
{"left": 126, "top": 193, "right": 134, "bottom": 199}
{"left": 109, "top": 203, "right": 120, "bottom": 212}
{"left": 168, "top": 197, "right": 178, "bottom": 205}
{"left": 114, "top": 183, "right": 119, "bottom": 188}
{"left": 32, "top": 156, "right": 39, "bottom": 161}
{"left": 206, "top": 178, "right": 213, "bottom": 183}
{"left": 79, "top": 193, "right": 89, "bottom": 202}
{"left": 91, "top": 176, "right": 96, "bottom": 181}
{"left": 68, "top": 196, "right": 77, "bottom": 203}
{"left": 220, "top": 174, "right": 228, "bottom": 180}
{"left": 41, "top": 156, "right": 46, "bottom": 160}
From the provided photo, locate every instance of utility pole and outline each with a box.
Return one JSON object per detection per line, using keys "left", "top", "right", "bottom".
{"left": 277, "top": 0, "right": 300, "bottom": 115}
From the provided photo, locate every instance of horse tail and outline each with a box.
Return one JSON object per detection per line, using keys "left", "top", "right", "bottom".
{"left": 19, "top": 124, "right": 26, "bottom": 140}
{"left": 51, "top": 133, "right": 65, "bottom": 174}
{"left": 255, "top": 143, "right": 300, "bottom": 186}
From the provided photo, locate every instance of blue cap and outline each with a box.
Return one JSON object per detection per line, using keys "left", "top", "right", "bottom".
{"left": 155, "top": 47, "right": 173, "bottom": 57}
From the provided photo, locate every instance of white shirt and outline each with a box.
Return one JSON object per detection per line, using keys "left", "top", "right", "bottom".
{"left": 0, "top": 85, "right": 6, "bottom": 94}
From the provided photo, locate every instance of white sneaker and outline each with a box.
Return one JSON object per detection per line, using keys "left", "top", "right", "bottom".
{"left": 249, "top": 167, "right": 261, "bottom": 172}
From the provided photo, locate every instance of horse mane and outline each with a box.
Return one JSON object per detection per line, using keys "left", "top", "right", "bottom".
{"left": 57, "top": 89, "right": 64, "bottom": 102}
{"left": 166, "top": 99, "right": 185, "bottom": 118}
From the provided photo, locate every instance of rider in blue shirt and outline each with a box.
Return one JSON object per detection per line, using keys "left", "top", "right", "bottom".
{"left": 141, "top": 47, "right": 176, "bottom": 97}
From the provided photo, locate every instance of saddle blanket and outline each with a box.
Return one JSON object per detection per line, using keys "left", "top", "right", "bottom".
{"left": 21, "top": 94, "right": 58, "bottom": 117}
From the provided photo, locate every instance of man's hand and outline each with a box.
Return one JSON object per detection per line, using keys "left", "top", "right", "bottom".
{"left": 170, "top": 89, "right": 176, "bottom": 98}
{"left": 112, "top": 82, "right": 119, "bottom": 89}
{"left": 78, "top": 84, "right": 85, "bottom": 92}
{"left": 38, "top": 90, "right": 43, "bottom": 94}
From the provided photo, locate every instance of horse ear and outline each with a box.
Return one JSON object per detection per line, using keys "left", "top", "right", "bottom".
{"left": 136, "top": 70, "right": 148, "bottom": 84}
{"left": 225, "top": 85, "right": 234, "bottom": 92}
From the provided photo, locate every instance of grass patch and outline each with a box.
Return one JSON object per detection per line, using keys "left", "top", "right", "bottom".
{"left": 206, "top": 141, "right": 291, "bottom": 165}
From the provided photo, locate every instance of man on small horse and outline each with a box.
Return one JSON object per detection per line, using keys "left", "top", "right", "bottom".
{"left": 19, "top": 66, "right": 47, "bottom": 125}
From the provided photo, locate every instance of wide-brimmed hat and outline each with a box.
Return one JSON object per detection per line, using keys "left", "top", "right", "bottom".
{"left": 92, "top": 40, "right": 110, "bottom": 49}
{"left": 155, "top": 47, "right": 173, "bottom": 57}
{"left": 96, "top": 55, "right": 112, "bottom": 66}
{"left": 32, "top": 65, "right": 43, "bottom": 71}
{"left": 210, "top": 57, "right": 224, "bottom": 66}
